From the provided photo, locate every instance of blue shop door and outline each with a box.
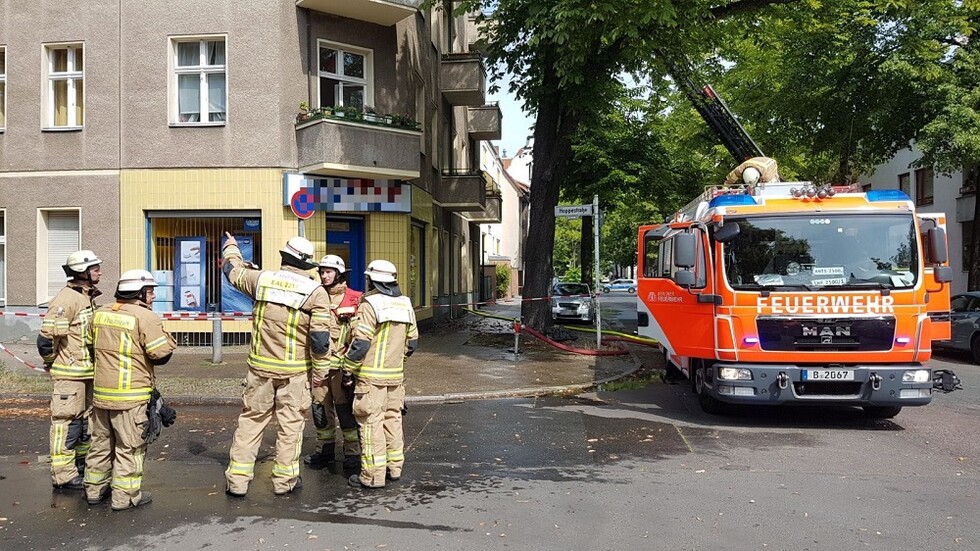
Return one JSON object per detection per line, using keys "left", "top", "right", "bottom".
{"left": 326, "top": 218, "right": 365, "bottom": 292}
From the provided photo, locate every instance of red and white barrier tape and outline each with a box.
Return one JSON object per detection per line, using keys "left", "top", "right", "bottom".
{"left": 0, "top": 341, "right": 48, "bottom": 373}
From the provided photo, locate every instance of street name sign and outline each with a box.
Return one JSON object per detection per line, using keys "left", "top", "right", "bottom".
{"left": 555, "top": 204, "right": 593, "bottom": 218}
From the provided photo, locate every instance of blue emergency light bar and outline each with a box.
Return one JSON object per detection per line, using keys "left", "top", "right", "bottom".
{"left": 709, "top": 195, "right": 757, "bottom": 208}
{"left": 866, "top": 190, "right": 911, "bottom": 202}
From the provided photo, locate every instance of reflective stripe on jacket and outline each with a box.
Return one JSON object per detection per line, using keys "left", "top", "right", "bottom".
{"left": 348, "top": 291, "right": 418, "bottom": 382}
{"left": 92, "top": 301, "right": 177, "bottom": 410}
{"left": 40, "top": 284, "right": 100, "bottom": 380}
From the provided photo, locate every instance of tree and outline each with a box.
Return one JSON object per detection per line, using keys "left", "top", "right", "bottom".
{"left": 451, "top": 0, "right": 797, "bottom": 330}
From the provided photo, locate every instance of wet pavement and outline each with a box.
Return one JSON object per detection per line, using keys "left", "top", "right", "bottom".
{"left": 2, "top": 376, "right": 978, "bottom": 550}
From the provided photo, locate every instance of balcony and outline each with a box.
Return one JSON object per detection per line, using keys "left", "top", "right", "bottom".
{"left": 440, "top": 53, "right": 485, "bottom": 106}
{"left": 467, "top": 103, "right": 502, "bottom": 141}
{"left": 295, "top": 0, "right": 420, "bottom": 26}
{"left": 466, "top": 13, "right": 489, "bottom": 53}
{"left": 463, "top": 192, "right": 501, "bottom": 223}
{"left": 296, "top": 117, "right": 420, "bottom": 180}
{"left": 436, "top": 169, "right": 486, "bottom": 212}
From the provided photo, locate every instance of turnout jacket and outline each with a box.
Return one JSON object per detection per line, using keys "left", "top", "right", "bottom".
{"left": 37, "top": 283, "right": 101, "bottom": 380}
{"left": 92, "top": 299, "right": 177, "bottom": 410}
{"left": 344, "top": 289, "right": 419, "bottom": 385}
{"left": 223, "top": 243, "right": 332, "bottom": 378}
{"left": 323, "top": 283, "right": 362, "bottom": 373}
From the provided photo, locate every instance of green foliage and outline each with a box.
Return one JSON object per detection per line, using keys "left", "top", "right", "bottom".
{"left": 561, "top": 266, "right": 582, "bottom": 282}
{"left": 495, "top": 264, "right": 511, "bottom": 298}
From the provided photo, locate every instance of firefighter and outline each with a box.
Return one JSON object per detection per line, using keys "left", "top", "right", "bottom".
{"left": 305, "top": 255, "right": 363, "bottom": 471}
{"left": 37, "top": 250, "right": 102, "bottom": 490}
{"left": 222, "top": 233, "right": 332, "bottom": 497}
{"left": 723, "top": 156, "right": 779, "bottom": 186}
{"left": 345, "top": 259, "right": 418, "bottom": 489}
{"left": 84, "top": 269, "right": 176, "bottom": 510}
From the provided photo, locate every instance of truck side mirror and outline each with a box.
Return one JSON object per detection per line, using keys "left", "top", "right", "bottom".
{"left": 926, "top": 228, "right": 948, "bottom": 264}
{"left": 713, "top": 222, "right": 740, "bottom": 243}
{"left": 674, "top": 270, "right": 696, "bottom": 287}
{"left": 934, "top": 265, "right": 953, "bottom": 283}
{"left": 673, "top": 233, "right": 697, "bottom": 269}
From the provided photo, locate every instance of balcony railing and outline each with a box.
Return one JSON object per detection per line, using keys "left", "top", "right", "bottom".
{"left": 295, "top": 0, "right": 420, "bottom": 26}
{"left": 463, "top": 192, "right": 501, "bottom": 223}
{"left": 436, "top": 169, "right": 486, "bottom": 212}
{"left": 440, "top": 53, "right": 486, "bottom": 106}
{"left": 467, "top": 103, "right": 502, "bottom": 141}
{"left": 296, "top": 115, "right": 421, "bottom": 180}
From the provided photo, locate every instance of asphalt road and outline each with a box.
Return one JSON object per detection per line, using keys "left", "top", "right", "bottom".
{"left": 0, "top": 293, "right": 976, "bottom": 550}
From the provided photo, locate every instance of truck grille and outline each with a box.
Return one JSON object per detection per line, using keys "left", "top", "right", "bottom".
{"left": 757, "top": 316, "right": 895, "bottom": 352}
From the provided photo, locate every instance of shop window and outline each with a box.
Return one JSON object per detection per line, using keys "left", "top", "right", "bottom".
{"left": 148, "top": 213, "right": 261, "bottom": 312}
{"left": 410, "top": 222, "right": 426, "bottom": 307}
{"left": 39, "top": 210, "right": 79, "bottom": 303}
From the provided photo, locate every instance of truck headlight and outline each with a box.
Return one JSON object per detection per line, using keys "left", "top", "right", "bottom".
{"left": 718, "top": 368, "right": 753, "bottom": 380}
{"left": 902, "top": 369, "right": 930, "bottom": 383}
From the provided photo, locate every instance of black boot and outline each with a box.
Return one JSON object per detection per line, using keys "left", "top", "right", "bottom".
{"left": 53, "top": 476, "right": 84, "bottom": 490}
{"left": 342, "top": 454, "right": 360, "bottom": 472}
{"left": 303, "top": 449, "right": 335, "bottom": 470}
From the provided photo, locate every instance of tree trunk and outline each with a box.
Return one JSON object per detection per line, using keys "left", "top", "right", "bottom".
{"left": 580, "top": 215, "right": 594, "bottom": 285}
{"left": 969, "top": 191, "right": 980, "bottom": 291}
{"left": 520, "top": 61, "right": 580, "bottom": 330}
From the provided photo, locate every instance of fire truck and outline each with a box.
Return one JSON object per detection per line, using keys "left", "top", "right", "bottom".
{"left": 637, "top": 181, "right": 954, "bottom": 417}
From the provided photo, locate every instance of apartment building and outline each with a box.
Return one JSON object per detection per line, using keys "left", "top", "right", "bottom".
{"left": 476, "top": 141, "right": 528, "bottom": 301}
{"left": 864, "top": 147, "right": 976, "bottom": 294}
{"left": 0, "top": 0, "right": 502, "bottom": 337}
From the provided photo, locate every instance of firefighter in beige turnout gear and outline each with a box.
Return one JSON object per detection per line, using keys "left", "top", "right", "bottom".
{"left": 345, "top": 260, "right": 419, "bottom": 489}
{"left": 84, "top": 270, "right": 177, "bottom": 510}
{"left": 305, "top": 255, "right": 362, "bottom": 471}
{"left": 37, "top": 250, "right": 103, "bottom": 490}
{"left": 723, "top": 156, "right": 779, "bottom": 186}
{"left": 223, "top": 233, "right": 333, "bottom": 496}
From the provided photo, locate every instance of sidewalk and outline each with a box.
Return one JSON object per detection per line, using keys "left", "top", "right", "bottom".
{"left": 0, "top": 302, "right": 643, "bottom": 404}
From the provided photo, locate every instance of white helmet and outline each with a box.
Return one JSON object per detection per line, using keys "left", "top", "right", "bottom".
{"left": 280, "top": 236, "right": 316, "bottom": 268}
{"left": 318, "top": 254, "right": 346, "bottom": 274}
{"left": 742, "top": 166, "right": 762, "bottom": 185}
{"left": 64, "top": 250, "right": 102, "bottom": 274}
{"left": 365, "top": 259, "right": 397, "bottom": 283}
{"left": 117, "top": 269, "right": 157, "bottom": 293}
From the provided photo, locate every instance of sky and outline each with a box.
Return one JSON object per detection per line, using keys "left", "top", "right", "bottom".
{"left": 487, "top": 75, "right": 535, "bottom": 159}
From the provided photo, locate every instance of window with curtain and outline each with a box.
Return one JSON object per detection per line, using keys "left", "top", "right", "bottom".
{"left": 317, "top": 40, "right": 370, "bottom": 110}
{"left": 0, "top": 47, "right": 6, "bottom": 130}
{"left": 173, "top": 37, "right": 226, "bottom": 124}
{"left": 44, "top": 44, "right": 84, "bottom": 128}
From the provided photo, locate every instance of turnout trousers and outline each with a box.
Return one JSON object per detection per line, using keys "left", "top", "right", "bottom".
{"left": 50, "top": 379, "right": 93, "bottom": 485}
{"left": 310, "top": 369, "right": 360, "bottom": 458}
{"left": 84, "top": 404, "right": 148, "bottom": 509}
{"left": 352, "top": 382, "right": 405, "bottom": 487}
{"left": 226, "top": 369, "right": 309, "bottom": 495}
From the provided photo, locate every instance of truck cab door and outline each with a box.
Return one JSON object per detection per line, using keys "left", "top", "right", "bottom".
{"left": 918, "top": 213, "right": 951, "bottom": 342}
{"left": 637, "top": 224, "right": 718, "bottom": 368}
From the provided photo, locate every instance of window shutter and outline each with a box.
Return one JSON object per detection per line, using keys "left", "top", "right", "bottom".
{"left": 46, "top": 211, "right": 79, "bottom": 300}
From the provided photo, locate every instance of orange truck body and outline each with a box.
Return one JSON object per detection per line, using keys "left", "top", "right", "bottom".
{"left": 637, "top": 182, "right": 952, "bottom": 414}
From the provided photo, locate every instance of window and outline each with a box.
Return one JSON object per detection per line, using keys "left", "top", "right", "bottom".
{"left": 915, "top": 167, "right": 934, "bottom": 206}
{"left": 172, "top": 37, "right": 226, "bottom": 124}
{"left": 0, "top": 47, "right": 6, "bottom": 130}
{"left": 44, "top": 44, "right": 84, "bottom": 129}
{"left": 317, "top": 41, "right": 371, "bottom": 110}
{"left": 0, "top": 210, "right": 6, "bottom": 306}
{"left": 409, "top": 223, "right": 425, "bottom": 307}
{"left": 40, "top": 210, "right": 79, "bottom": 303}
{"left": 898, "top": 173, "right": 910, "bottom": 197}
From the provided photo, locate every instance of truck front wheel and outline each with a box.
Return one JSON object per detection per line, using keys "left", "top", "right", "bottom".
{"left": 694, "top": 364, "right": 725, "bottom": 415}
{"left": 862, "top": 406, "right": 902, "bottom": 419}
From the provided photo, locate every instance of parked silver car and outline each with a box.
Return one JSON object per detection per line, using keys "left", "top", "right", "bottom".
{"left": 551, "top": 282, "right": 595, "bottom": 323}
{"left": 936, "top": 292, "right": 980, "bottom": 363}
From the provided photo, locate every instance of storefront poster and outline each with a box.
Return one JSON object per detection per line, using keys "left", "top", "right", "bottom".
{"left": 221, "top": 235, "right": 255, "bottom": 312}
{"left": 174, "top": 237, "right": 206, "bottom": 312}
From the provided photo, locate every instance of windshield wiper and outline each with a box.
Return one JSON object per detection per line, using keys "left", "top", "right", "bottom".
{"left": 817, "top": 281, "right": 889, "bottom": 291}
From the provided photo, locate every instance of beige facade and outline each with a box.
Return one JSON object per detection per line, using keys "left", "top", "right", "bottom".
{"left": 0, "top": 1, "right": 500, "bottom": 337}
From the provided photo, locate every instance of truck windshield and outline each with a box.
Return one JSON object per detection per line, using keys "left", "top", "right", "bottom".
{"left": 721, "top": 213, "right": 918, "bottom": 290}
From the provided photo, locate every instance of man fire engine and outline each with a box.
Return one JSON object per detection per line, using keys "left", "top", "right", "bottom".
{"left": 637, "top": 160, "right": 954, "bottom": 417}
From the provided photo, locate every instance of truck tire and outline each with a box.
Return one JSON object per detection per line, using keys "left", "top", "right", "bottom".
{"left": 971, "top": 334, "right": 980, "bottom": 365}
{"left": 694, "top": 363, "right": 725, "bottom": 415}
{"left": 862, "top": 406, "right": 902, "bottom": 419}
